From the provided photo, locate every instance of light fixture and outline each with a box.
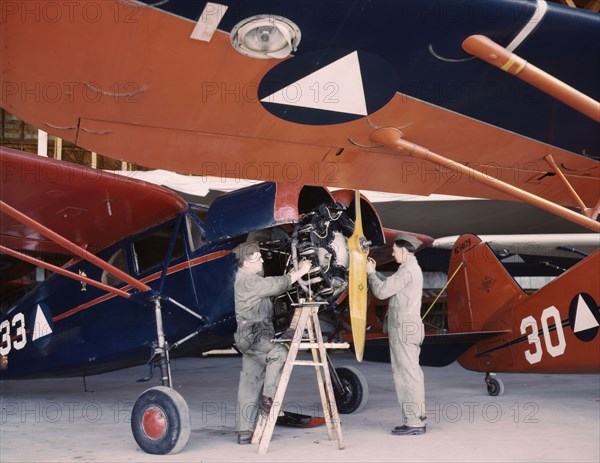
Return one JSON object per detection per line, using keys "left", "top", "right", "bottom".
{"left": 230, "top": 15, "right": 301, "bottom": 59}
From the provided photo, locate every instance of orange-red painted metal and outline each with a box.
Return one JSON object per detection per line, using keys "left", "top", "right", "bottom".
{"left": 369, "top": 128, "right": 600, "bottom": 232}
{"left": 448, "top": 234, "right": 600, "bottom": 374}
{"left": 1, "top": 1, "right": 597, "bottom": 214}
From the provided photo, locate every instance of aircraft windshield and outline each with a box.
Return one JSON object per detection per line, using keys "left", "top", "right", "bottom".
{"left": 101, "top": 248, "right": 127, "bottom": 287}
{"left": 132, "top": 223, "right": 185, "bottom": 275}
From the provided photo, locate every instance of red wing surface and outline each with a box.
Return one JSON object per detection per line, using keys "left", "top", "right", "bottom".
{"left": 1, "top": 147, "right": 188, "bottom": 256}
{"left": 1, "top": 1, "right": 598, "bottom": 208}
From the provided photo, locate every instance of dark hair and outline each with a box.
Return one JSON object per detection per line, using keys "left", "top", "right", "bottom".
{"left": 394, "top": 239, "right": 416, "bottom": 253}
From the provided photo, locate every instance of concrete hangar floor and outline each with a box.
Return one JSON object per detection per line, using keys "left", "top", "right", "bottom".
{"left": 1, "top": 351, "right": 598, "bottom": 463}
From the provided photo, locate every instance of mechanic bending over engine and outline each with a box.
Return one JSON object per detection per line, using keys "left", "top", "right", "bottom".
{"left": 232, "top": 241, "right": 311, "bottom": 445}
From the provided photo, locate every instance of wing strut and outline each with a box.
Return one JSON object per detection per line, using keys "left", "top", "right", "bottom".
{"left": 1, "top": 199, "right": 178, "bottom": 390}
{"left": 462, "top": 35, "right": 600, "bottom": 123}
{"left": 369, "top": 128, "right": 600, "bottom": 232}
{"left": 0, "top": 200, "right": 150, "bottom": 292}
{"left": 544, "top": 154, "right": 600, "bottom": 219}
{"left": 0, "top": 244, "right": 131, "bottom": 298}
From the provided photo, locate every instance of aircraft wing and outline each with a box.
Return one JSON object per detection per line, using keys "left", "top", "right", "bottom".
{"left": 362, "top": 331, "right": 510, "bottom": 367}
{"left": 0, "top": 147, "right": 188, "bottom": 257}
{"left": 433, "top": 233, "right": 600, "bottom": 258}
{"left": 1, "top": 1, "right": 598, "bottom": 213}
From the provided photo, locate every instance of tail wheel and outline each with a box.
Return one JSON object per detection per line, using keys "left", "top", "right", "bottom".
{"left": 334, "top": 366, "right": 369, "bottom": 414}
{"left": 485, "top": 374, "right": 505, "bottom": 397}
{"left": 131, "top": 386, "right": 191, "bottom": 455}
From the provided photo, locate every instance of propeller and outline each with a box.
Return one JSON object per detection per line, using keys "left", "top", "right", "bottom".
{"left": 347, "top": 190, "right": 370, "bottom": 362}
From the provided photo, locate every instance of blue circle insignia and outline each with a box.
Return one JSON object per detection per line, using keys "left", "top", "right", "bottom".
{"left": 259, "top": 49, "right": 398, "bottom": 125}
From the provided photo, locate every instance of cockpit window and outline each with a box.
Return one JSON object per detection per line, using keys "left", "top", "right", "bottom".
{"left": 186, "top": 214, "right": 206, "bottom": 252}
{"left": 190, "top": 206, "right": 208, "bottom": 222}
{"left": 101, "top": 248, "right": 127, "bottom": 287}
{"left": 132, "top": 223, "right": 185, "bottom": 275}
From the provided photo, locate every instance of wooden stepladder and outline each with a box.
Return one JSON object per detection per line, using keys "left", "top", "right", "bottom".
{"left": 251, "top": 301, "right": 347, "bottom": 454}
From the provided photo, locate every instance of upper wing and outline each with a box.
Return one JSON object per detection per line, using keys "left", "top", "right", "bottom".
{"left": 0, "top": 147, "right": 188, "bottom": 257}
{"left": 1, "top": 1, "right": 598, "bottom": 208}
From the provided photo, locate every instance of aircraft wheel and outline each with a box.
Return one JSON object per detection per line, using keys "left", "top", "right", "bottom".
{"left": 486, "top": 376, "right": 504, "bottom": 397}
{"left": 131, "top": 386, "right": 191, "bottom": 455}
{"left": 334, "top": 366, "right": 369, "bottom": 414}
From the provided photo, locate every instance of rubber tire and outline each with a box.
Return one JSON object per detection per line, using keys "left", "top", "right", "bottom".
{"left": 131, "top": 386, "right": 191, "bottom": 455}
{"left": 334, "top": 366, "right": 369, "bottom": 414}
{"left": 486, "top": 377, "right": 505, "bottom": 397}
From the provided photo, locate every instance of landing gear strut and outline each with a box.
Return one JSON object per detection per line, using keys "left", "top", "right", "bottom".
{"left": 131, "top": 297, "right": 191, "bottom": 454}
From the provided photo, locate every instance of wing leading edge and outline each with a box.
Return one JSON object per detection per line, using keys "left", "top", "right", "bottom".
{"left": 0, "top": 147, "right": 189, "bottom": 256}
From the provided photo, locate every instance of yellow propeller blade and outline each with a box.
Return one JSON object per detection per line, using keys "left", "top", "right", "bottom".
{"left": 347, "top": 190, "right": 369, "bottom": 362}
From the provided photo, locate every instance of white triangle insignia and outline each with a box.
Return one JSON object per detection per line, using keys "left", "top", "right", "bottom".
{"left": 261, "top": 51, "right": 368, "bottom": 115}
{"left": 32, "top": 304, "right": 53, "bottom": 341}
{"left": 573, "top": 295, "right": 599, "bottom": 333}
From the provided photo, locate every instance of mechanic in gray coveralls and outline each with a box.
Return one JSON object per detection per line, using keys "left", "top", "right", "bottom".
{"left": 233, "top": 241, "right": 311, "bottom": 444}
{"left": 366, "top": 236, "right": 427, "bottom": 436}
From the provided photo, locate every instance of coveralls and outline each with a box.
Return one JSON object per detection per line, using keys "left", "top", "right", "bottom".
{"left": 367, "top": 255, "right": 427, "bottom": 428}
{"left": 234, "top": 268, "right": 291, "bottom": 433}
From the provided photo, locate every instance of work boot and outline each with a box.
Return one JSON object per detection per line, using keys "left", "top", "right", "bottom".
{"left": 237, "top": 431, "right": 253, "bottom": 445}
{"left": 258, "top": 395, "right": 273, "bottom": 416}
{"left": 391, "top": 425, "right": 426, "bottom": 435}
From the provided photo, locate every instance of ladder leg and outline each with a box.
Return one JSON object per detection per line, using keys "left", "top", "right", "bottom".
{"left": 306, "top": 310, "right": 334, "bottom": 440}
{"left": 253, "top": 307, "right": 311, "bottom": 454}
{"left": 312, "top": 310, "right": 345, "bottom": 450}
{"left": 284, "top": 305, "right": 302, "bottom": 339}
{"left": 251, "top": 304, "right": 346, "bottom": 453}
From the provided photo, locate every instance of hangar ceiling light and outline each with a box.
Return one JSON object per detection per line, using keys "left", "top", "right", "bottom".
{"left": 230, "top": 15, "right": 301, "bottom": 59}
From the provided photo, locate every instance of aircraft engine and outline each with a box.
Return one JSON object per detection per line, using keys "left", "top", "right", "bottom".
{"left": 250, "top": 185, "right": 384, "bottom": 332}
{"left": 290, "top": 203, "right": 355, "bottom": 306}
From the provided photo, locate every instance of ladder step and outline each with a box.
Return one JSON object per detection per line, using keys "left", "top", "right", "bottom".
{"left": 293, "top": 360, "right": 324, "bottom": 366}
{"left": 298, "top": 342, "right": 350, "bottom": 350}
{"left": 272, "top": 339, "right": 350, "bottom": 349}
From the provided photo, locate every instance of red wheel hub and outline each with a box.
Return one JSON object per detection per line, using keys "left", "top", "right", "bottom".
{"left": 142, "top": 406, "right": 168, "bottom": 440}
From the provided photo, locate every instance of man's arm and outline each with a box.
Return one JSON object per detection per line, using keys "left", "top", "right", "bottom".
{"left": 367, "top": 258, "right": 410, "bottom": 300}
{"left": 240, "top": 260, "right": 311, "bottom": 299}
{"left": 245, "top": 274, "right": 292, "bottom": 298}
{"left": 288, "top": 259, "right": 311, "bottom": 284}
{"left": 368, "top": 272, "right": 404, "bottom": 300}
